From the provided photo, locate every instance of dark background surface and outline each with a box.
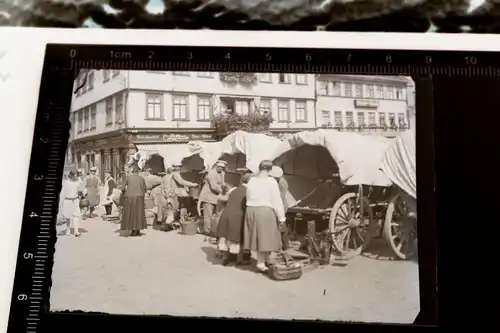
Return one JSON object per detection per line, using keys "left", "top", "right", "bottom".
{"left": 1, "top": 0, "right": 500, "bottom": 33}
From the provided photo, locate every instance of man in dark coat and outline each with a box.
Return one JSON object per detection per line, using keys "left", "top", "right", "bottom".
{"left": 84, "top": 167, "right": 101, "bottom": 218}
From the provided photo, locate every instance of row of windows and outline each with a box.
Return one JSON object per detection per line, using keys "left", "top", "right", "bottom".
{"left": 171, "top": 72, "right": 308, "bottom": 85}
{"left": 318, "top": 81, "right": 406, "bottom": 100}
{"left": 146, "top": 94, "right": 309, "bottom": 122}
{"left": 146, "top": 94, "right": 208, "bottom": 120}
{"left": 74, "top": 105, "right": 97, "bottom": 132}
{"left": 321, "top": 110, "right": 408, "bottom": 127}
{"left": 73, "top": 93, "right": 124, "bottom": 133}
{"left": 75, "top": 70, "right": 120, "bottom": 97}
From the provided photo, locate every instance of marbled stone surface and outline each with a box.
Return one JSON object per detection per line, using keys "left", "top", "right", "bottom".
{"left": 0, "top": 0, "right": 498, "bottom": 32}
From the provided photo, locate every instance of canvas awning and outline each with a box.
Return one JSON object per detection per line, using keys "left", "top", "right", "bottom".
{"left": 135, "top": 143, "right": 193, "bottom": 170}
{"left": 381, "top": 130, "right": 416, "bottom": 199}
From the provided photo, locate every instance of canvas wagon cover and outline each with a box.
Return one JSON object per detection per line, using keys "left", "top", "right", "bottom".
{"left": 187, "top": 130, "right": 282, "bottom": 173}
{"left": 269, "top": 130, "right": 393, "bottom": 187}
{"left": 381, "top": 130, "right": 416, "bottom": 199}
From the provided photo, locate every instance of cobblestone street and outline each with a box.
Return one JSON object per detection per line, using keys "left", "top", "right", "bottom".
{"left": 50, "top": 212, "right": 420, "bottom": 323}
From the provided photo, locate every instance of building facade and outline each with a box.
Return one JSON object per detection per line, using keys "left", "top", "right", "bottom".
{"left": 315, "top": 75, "right": 412, "bottom": 138}
{"left": 406, "top": 80, "right": 416, "bottom": 132}
{"left": 67, "top": 70, "right": 316, "bottom": 182}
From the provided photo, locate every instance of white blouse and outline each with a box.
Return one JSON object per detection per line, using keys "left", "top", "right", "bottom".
{"left": 61, "top": 179, "right": 82, "bottom": 199}
{"left": 246, "top": 176, "right": 286, "bottom": 222}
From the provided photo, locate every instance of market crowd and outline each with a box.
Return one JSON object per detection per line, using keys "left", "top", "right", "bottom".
{"left": 58, "top": 159, "right": 290, "bottom": 273}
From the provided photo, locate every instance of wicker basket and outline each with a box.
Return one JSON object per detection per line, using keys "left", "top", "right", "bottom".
{"left": 79, "top": 198, "right": 89, "bottom": 209}
{"left": 180, "top": 221, "right": 198, "bottom": 235}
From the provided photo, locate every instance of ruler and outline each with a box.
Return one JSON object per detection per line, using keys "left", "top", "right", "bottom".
{"left": 43, "top": 44, "right": 500, "bottom": 76}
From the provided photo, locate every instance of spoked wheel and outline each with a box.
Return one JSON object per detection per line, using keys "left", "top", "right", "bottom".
{"left": 196, "top": 199, "right": 203, "bottom": 218}
{"left": 329, "top": 192, "right": 376, "bottom": 256}
{"left": 196, "top": 199, "right": 205, "bottom": 234}
{"left": 383, "top": 194, "right": 418, "bottom": 260}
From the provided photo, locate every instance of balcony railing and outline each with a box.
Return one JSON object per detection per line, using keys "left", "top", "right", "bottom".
{"left": 211, "top": 111, "right": 273, "bottom": 137}
{"left": 219, "top": 72, "right": 258, "bottom": 85}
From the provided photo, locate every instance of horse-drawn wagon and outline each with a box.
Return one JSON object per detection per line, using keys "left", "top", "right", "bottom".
{"left": 268, "top": 129, "right": 417, "bottom": 260}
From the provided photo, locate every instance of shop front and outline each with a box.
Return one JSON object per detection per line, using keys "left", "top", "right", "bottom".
{"left": 129, "top": 132, "right": 215, "bottom": 174}
{"left": 70, "top": 133, "right": 136, "bottom": 185}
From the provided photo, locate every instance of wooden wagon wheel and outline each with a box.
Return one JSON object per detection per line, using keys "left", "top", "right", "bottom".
{"left": 329, "top": 192, "right": 376, "bottom": 256}
{"left": 383, "top": 194, "right": 417, "bottom": 260}
{"left": 196, "top": 199, "right": 203, "bottom": 218}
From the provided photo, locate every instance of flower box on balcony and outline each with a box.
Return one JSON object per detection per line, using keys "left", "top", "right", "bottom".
{"left": 211, "top": 112, "right": 273, "bottom": 137}
{"left": 334, "top": 122, "right": 344, "bottom": 130}
{"left": 219, "top": 72, "right": 258, "bottom": 85}
{"left": 346, "top": 123, "right": 356, "bottom": 131}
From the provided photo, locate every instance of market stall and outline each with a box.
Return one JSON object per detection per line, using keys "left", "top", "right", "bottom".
{"left": 188, "top": 130, "right": 282, "bottom": 216}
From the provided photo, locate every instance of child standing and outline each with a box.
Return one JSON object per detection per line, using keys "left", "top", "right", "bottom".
{"left": 59, "top": 169, "right": 84, "bottom": 237}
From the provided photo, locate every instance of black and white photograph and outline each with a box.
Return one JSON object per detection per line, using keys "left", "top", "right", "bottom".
{"left": 51, "top": 70, "right": 418, "bottom": 323}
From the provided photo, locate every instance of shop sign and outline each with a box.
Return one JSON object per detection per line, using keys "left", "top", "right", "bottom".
{"left": 132, "top": 133, "right": 213, "bottom": 143}
{"left": 354, "top": 99, "right": 379, "bottom": 108}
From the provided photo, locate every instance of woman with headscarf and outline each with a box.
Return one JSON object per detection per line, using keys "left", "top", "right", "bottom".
{"left": 120, "top": 165, "right": 148, "bottom": 236}
{"left": 59, "top": 169, "right": 84, "bottom": 237}
{"left": 244, "top": 160, "right": 286, "bottom": 272}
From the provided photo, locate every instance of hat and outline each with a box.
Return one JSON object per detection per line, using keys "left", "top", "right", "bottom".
{"left": 90, "top": 167, "right": 97, "bottom": 172}
{"left": 269, "top": 165, "right": 283, "bottom": 178}
{"left": 215, "top": 160, "right": 227, "bottom": 168}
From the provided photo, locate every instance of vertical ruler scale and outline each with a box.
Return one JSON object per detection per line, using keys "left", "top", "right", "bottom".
{"left": 8, "top": 63, "right": 72, "bottom": 333}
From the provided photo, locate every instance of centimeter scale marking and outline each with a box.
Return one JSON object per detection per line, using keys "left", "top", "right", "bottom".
{"left": 70, "top": 59, "right": 500, "bottom": 77}
{"left": 15, "top": 67, "right": 72, "bottom": 333}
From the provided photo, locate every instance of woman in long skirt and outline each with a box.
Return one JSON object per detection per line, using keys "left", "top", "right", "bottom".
{"left": 59, "top": 169, "right": 84, "bottom": 237}
{"left": 120, "top": 166, "right": 148, "bottom": 236}
{"left": 244, "top": 160, "right": 286, "bottom": 272}
{"left": 217, "top": 172, "right": 253, "bottom": 266}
